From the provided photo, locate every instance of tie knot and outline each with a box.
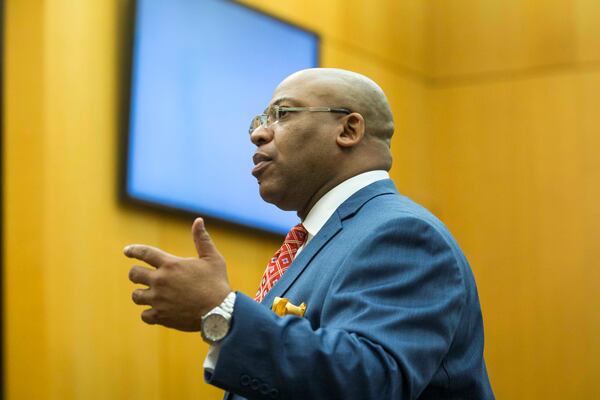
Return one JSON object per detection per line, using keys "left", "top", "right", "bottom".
{"left": 285, "top": 223, "right": 308, "bottom": 246}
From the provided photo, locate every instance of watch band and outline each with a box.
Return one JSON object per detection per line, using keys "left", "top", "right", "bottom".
{"left": 203, "top": 291, "right": 236, "bottom": 319}
{"left": 219, "top": 291, "right": 236, "bottom": 315}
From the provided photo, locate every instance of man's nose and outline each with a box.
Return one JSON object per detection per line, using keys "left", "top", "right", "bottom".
{"left": 250, "top": 125, "right": 274, "bottom": 146}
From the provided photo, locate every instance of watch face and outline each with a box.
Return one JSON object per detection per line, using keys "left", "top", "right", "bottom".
{"left": 203, "top": 313, "right": 229, "bottom": 342}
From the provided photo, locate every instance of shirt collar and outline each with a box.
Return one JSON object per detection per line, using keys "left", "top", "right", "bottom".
{"left": 302, "top": 170, "right": 389, "bottom": 241}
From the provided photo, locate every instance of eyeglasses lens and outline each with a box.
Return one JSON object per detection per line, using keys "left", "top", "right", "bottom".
{"left": 250, "top": 106, "right": 281, "bottom": 134}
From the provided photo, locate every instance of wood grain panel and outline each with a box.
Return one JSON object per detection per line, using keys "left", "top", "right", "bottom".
{"left": 4, "top": 0, "right": 49, "bottom": 398}
{"left": 427, "top": 0, "right": 600, "bottom": 79}
{"left": 429, "top": 71, "right": 600, "bottom": 399}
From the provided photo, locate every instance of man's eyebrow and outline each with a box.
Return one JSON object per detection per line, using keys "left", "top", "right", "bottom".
{"left": 263, "top": 96, "right": 301, "bottom": 113}
{"left": 269, "top": 96, "right": 300, "bottom": 107}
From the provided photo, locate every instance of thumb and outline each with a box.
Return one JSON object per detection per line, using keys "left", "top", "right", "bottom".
{"left": 192, "top": 217, "right": 218, "bottom": 258}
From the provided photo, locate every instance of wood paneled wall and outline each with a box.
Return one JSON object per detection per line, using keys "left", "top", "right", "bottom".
{"left": 4, "top": 0, "right": 598, "bottom": 398}
{"left": 426, "top": 2, "right": 600, "bottom": 398}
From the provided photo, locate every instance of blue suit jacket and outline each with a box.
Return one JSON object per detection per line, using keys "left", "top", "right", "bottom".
{"left": 207, "top": 180, "right": 494, "bottom": 399}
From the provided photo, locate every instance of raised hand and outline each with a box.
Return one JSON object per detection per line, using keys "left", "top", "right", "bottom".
{"left": 124, "top": 218, "right": 232, "bottom": 331}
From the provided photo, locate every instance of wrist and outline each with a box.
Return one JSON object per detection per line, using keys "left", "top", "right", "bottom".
{"left": 203, "top": 285, "right": 233, "bottom": 316}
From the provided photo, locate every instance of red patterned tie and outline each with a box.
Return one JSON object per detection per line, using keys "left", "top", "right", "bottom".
{"left": 255, "top": 223, "right": 308, "bottom": 302}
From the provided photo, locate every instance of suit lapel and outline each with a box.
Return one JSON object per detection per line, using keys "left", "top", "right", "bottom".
{"left": 261, "top": 179, "right": 398, "bottom": 307}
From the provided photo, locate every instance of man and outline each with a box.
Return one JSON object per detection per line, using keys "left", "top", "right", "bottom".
{"left": 125, "top": 68, "right": 495, "bottom": 399}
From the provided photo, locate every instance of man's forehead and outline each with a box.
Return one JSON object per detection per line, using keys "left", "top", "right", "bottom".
{"left": 270, "top": 77, "right": 337, "bottom": 106}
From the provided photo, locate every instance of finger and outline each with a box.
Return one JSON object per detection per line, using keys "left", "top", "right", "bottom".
{"left": 141, "top": 308, "right": 157, "bottom": 325}
{"left": 128, "top": 265, "right": 153, "bottom": 285}
{"left": 124, "top": 244, "right": 172, "bottom": 268}
{"left": 192, "top": 218, "right": 218, "bottom": 258}
{"left": 132, "top": 288, "right": 153, "bottom": 306}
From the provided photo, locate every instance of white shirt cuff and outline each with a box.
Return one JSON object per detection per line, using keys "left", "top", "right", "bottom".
{"left": 203, "top": 343, "right": 221, "bottom": 373}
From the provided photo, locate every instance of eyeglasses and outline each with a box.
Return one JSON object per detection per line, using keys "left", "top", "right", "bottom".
{"left": 249, "top": 105, "right": 351, "bottom": 134}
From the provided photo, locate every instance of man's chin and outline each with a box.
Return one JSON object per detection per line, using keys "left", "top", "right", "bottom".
{"left": 258, "top": 182, "right": 278, "bottom": 205}
{"left": 258, "top": 183, "right": 295, "bottom": 212}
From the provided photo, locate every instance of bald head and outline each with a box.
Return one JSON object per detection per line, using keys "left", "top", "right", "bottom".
{"left": 276, "top": 68, "right": 395, "bottom": 145}
{"left": 251, "top": 68, "right": 395, "bottom": 216}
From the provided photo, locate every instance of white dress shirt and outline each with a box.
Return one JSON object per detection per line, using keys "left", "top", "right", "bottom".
{"left": 204, "top": 170, "right": 390, "bottom": 374}
{"left": 298, "top": 170, "right": 389, "bottom": 255}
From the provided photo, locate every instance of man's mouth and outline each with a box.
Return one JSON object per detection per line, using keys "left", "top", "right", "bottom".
{"left": 252, "top": 152, "right": 272, "bottom": 178}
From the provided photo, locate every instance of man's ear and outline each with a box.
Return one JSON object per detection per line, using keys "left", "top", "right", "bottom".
{"left": 336, "top": 113, "right": 365, "bottom": 148}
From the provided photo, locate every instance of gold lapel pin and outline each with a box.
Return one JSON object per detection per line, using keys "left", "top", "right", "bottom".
{"left": 271, "top": 297, "right": 306, "bottom": 317}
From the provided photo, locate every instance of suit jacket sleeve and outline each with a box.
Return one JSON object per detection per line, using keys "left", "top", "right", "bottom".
{"left": 206, "top": 216, "right": 467, "bottom": 400}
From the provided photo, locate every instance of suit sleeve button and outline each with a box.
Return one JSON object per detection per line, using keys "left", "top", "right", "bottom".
{"left": 240, "top": 374, "right": 251, "bottom": 386}
{"left": 269, "top": 388, "right": 280, "bottom": 398}
{"left": 250, "top": 378, "right": 260, "bottom": 390}
{"left": 259, "top": 383, "right": 270, "bottom": 394}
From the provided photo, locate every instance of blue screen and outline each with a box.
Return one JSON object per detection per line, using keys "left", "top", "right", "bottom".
{"left": 127, "top": 0, "right": 319, "bottom": 235}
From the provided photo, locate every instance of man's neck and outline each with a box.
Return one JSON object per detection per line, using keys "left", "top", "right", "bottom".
{"left": 297, "top": 169, "right": 389, "bottom": 220}
{"left": 299, "top": 170, "right": 390, "bottom": 228}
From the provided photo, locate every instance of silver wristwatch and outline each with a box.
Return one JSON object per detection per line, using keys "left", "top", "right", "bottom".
{"left": 201, "top": 292, "right": 236, "bottom": 345}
